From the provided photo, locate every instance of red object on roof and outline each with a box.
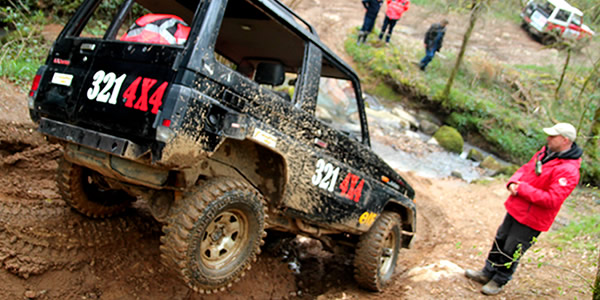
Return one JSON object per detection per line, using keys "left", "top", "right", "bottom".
{"left": 120, "top": 14, "right": 190, "bottom": 45}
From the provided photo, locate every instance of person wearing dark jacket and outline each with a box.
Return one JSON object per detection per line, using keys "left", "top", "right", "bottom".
{"left": 465, "top": 122, "right": 583, "bottom": 295}
{"left": 419, "top": 19, "right": 448, "bottom": 70}
{"left": 357, "top": 0, "right": 383, "bottom": 45}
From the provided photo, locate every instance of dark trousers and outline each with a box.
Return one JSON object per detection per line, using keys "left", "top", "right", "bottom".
{"left": 360, "top": 15, "right": 377, "bottom": 33}
{"left": 419, "top": 48, "right": 436, "bottom": 70}
{"left": 483, "top": 213, "right": 541, "bottom": 285}
{"left": 379, "top": 17, "right": 398, "bottom": 42}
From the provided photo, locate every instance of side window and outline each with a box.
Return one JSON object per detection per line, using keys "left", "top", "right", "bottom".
{"left": 555, "top": 9, "right": 571, "bottom": 22}
{"left": 571, "top": 14, "right": 582, "bottom": 26}
{"left": 316, "top": 77, "right": 362, "bottom": 142}
{"left": 213, "top": 0, "right": 306, "bottom": 102}
{"left": 70, "top": 0, "right": 198, "bottom": 46}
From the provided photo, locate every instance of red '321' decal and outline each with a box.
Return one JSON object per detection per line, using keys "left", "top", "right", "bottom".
{"left": 339, "top": 173, "right": 364, "bottom": 202}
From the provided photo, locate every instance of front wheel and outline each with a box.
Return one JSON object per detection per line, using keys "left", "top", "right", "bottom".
{"left": 56, "top": 157, "right": 134, "bottom": 218}
{"left": 353, "top": 212, "right": 403, "bottom": 291}
{"left": 160, "top": 178, "right": 266, "bottom": 294}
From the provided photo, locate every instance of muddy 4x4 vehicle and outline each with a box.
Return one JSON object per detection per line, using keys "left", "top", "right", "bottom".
{"left": 28, "top": 0, "right": 416, "bottom": 293}
{"left": 520, "top": 0, "right": 595, "bottom": 45}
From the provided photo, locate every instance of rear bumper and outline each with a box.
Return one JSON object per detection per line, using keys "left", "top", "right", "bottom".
{"left": 39, "top": 118, "right": 170, "bottom": 188}
{"left": 39, "top": 117, "right": 149, "bottom": 159}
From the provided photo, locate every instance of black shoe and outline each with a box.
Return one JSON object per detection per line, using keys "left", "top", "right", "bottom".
{"left": 465, "top": 269, "right": 490, "bottom": 284}
{"left": 481, "top": 280, "right": 504, "bottom": 295}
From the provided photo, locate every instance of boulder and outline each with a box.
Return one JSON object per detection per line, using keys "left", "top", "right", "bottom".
{"left": 451, "top": 170, "right": 464, "bottom": 180}
{"left": 480, "top": 156, "right": 503, "bottom": 172}
{"left": 467, "top": 148, "right": 484, "bottom": 162}
{"left": 366, "top": 108, "right": 410, "bottom": 130}
{"left": 433, "top": 126, "right": 464, "bottom": 154}
{"left": 420, "top": 119, "right": 439, "bottom": 136}
{"left": 495, "top": 164, "right": 520, "bottom": 176}
{"left": 391, "top": 107, "right": 419, "bottom": 129}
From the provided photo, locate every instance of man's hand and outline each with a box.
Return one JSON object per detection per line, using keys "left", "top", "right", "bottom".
{"left": 508, "top": 182, "right": 519, "bottom": 196}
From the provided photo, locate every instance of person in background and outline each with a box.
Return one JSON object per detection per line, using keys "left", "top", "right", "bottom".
{"left": 418, "top": 19, "right": 448, "bottom": 71}
{"left": 357, "top": 0, "right": 383, "bottom": 45}
{"left": 465, "top": 122, "right": 583, "bottom": 295}
{"left": 378, "top": 0, "right": 410, "bottom": 44}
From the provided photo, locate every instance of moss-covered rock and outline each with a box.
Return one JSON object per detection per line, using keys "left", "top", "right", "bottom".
{"left": 433, "top": 126, "right": 464, "bottom": 154}
{"left": 467, "top": 148, "right": 484, "bottom": 162}
{"left": 480, "top": 156, "right": 503, "bottom": 172}
{"left": 495, "top": 164, "right": 520, "bottom": 176}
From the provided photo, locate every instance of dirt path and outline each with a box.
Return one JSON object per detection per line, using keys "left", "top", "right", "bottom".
{"left": 0, "top": 1, "right": 595, "bottom": 299}
{"left": 0, "top": 119, "right": 590, "bottom": 299}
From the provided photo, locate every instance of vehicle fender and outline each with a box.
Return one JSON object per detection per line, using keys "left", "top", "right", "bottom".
{"left": 196, "top": 138, "right": 287, "bottom": 206}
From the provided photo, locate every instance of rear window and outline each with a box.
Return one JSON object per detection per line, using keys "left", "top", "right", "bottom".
{"left": 533, "top": 0, "right": 555, "bottom": 17}
{"left": 67, "top": 0, "right": 201, "bottom": 47}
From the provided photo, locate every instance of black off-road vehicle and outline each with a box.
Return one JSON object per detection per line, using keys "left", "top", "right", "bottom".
{"left": 28, "top": 0, "right": 416, "bottom": 293}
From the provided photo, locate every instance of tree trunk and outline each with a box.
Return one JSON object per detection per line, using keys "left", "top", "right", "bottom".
{"left": 442, "top": 0, "right": 487, "bottom": 99}
{"left": 595, "top": 249, "right": 600, "bottom": 300}
{"left": 555, "top": 47, "right": 571, "bottom": 100}
{"left": 576, "top": 56, "right": 600, "bottom": 139}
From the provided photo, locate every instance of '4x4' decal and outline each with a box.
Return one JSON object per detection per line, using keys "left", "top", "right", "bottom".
{"left": 86, "top": 70, "right": 168, "bottom": 114}
{"left": 312, "top": 158, "right": 365, "bottom": 203}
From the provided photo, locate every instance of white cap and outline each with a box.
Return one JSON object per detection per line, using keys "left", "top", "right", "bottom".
{"left": 543, "top": 123, "right": 577, "bottom": 141}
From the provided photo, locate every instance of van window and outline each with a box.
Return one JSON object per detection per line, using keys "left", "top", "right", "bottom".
{"left": 213, "top": 0, "right": 306, "bottom": 101}
{"left": 70, "top": 0, "right": 200, "bottom": 47}
{"left": 555, "top": 9, "right": 571, "bottom": 22}
{"left": 571, "top": 14, "right": 582, "bottom": 26}
{"left": 534, "top": 0, "right": 555, "bottom": 17}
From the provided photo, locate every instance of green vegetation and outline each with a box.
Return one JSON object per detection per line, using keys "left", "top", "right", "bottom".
{"left": 0, "top": 6, "right": 48, "bottom": 86}
{"left": 550, "top": 214, "right": 600, "bottom": 251}
{"left": 345, "top": 25, "right": 599, "bottom": 184}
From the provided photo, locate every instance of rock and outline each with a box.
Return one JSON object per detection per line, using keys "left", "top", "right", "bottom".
{"left": 467, "top": 148, "right": 484, "bottom": 162}
{"left": 391, "top": 107, "right": 419, "bottom": 129}
{"left": 480, "top": 156, "right": 503, "bottom": 171}
{"left": 433, "top": 126, "right": 464, "bottom": 154}
{"left": 407, "top": 260, "right": 464, "bottom": 282}
{"left": 451, "top": 170, "right": 463, "bottom": 180}
{"left": 420, "top": 119, "right": 439, "bottom": 135}
{"left": 495, "top": 164, "right": 520, "bottom": 176}
{"left": 24, "top": 290, "right": 36, "bottom": 299}
{"left": 366, "top": 107, "right": 410, "bottom": 130}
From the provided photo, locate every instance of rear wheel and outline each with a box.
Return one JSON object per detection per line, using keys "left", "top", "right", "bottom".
{"left": 354, "top": 212, "right": 403, "bottom": 291}
{"left": 160, "top": 178, "right": 266, "bottom": 294}
{"left": 56, "top": 157, "right": 134, "bottom": 218}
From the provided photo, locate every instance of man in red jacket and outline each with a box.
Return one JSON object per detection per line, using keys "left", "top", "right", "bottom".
{"left": 465, "top": 122, "right": 583, "bottom": 295}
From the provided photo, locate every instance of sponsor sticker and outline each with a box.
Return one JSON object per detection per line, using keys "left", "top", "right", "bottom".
{"left": 51, "top": 72, "right": 73, "bottom": 86}
{"left": 359, "top": 211, "right": 378, "bottom": 225}
{"left": 558, "top": 177, "right": 568, "bottom": 186}
{"left": 251, "top": 128, "right": 277, "bottom": 148}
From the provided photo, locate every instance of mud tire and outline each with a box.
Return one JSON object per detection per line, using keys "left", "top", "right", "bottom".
{"left": 160, "top": 178, "right": 266, "bottom": 294}
{"left": 353, "top": 211, "right": 402, "bottom": 291}
{"left": 56, "top": 157, "right": 134, "bottom": 218}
